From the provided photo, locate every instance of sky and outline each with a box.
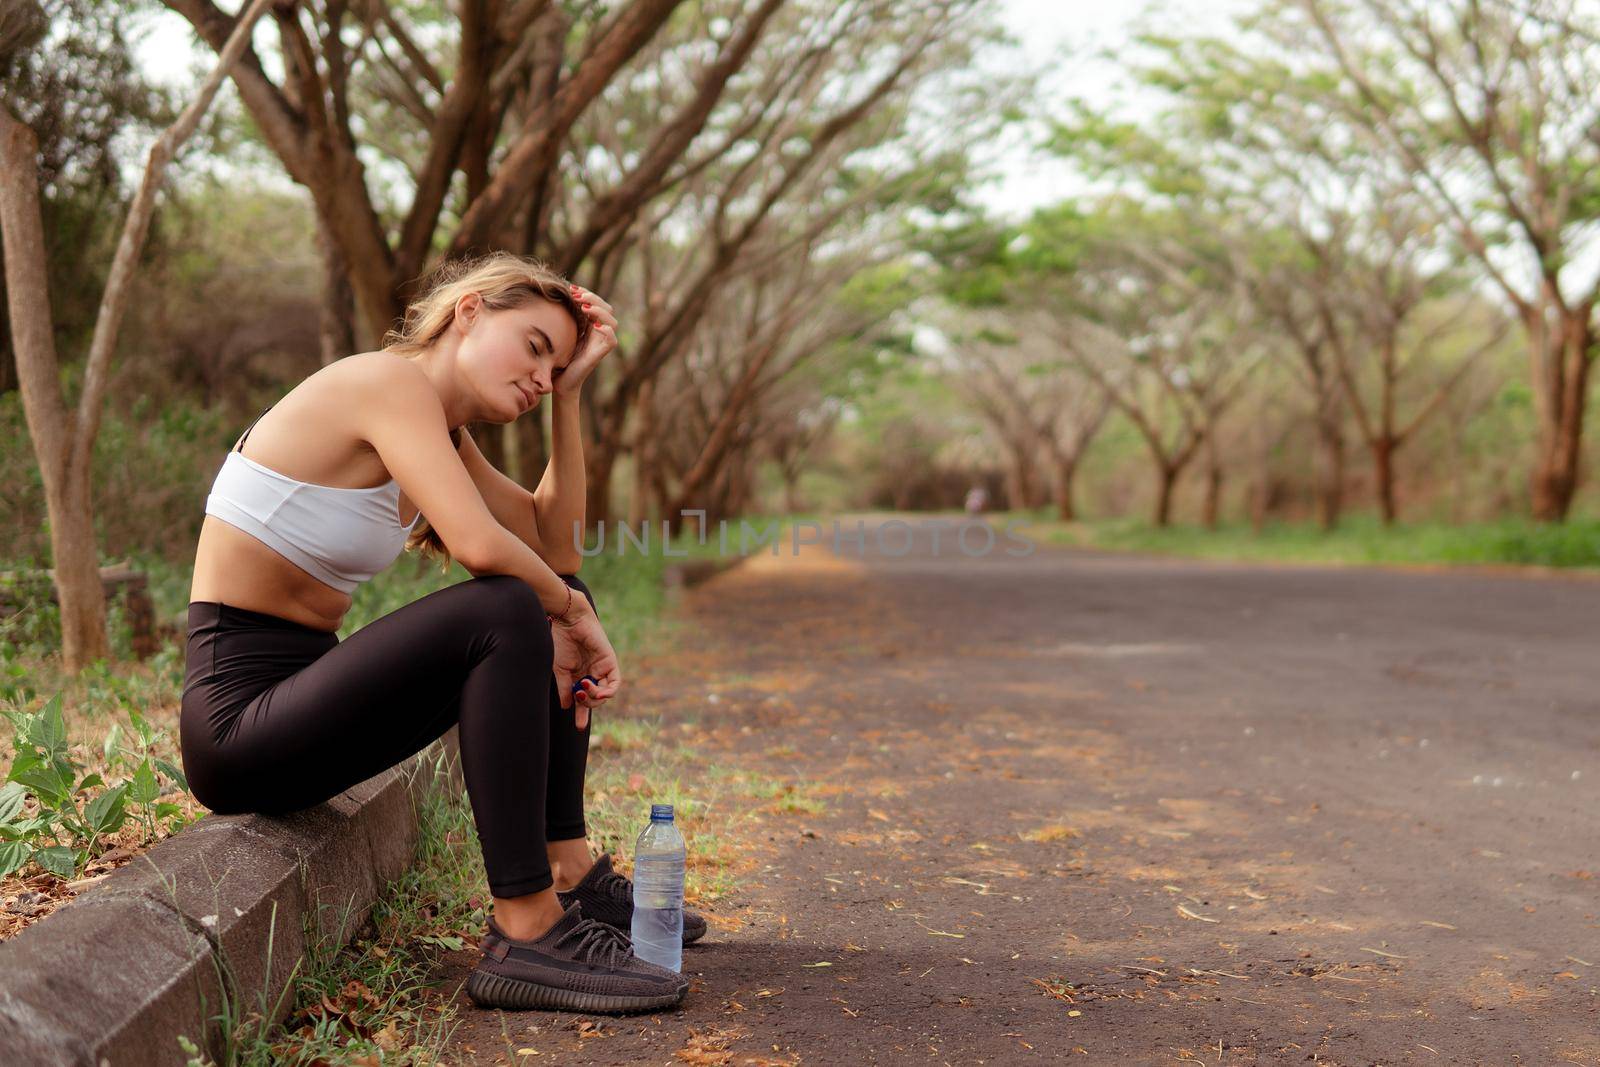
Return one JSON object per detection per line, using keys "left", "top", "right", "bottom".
{"left": 973, "top": 0, "right": 1250, "bottom": 217}
{"left": 130, "top": 0, "right": 1249, "bottom": 220}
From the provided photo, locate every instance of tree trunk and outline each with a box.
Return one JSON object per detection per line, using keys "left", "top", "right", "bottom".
{"left": 1003, "top": 455, "right": 1029, "bottom": 511}
{"left": 1531, "top": 440, "right": 1581, "bottom": 521}
{"left": 1051, "top": 456, "right": 1078, "bottom": 522}
{"left": 582, "top": 380, "right": 620, "bottom": 529}
{"left": 629, "top": 451, "right": 657, "bottom": 527}
{"left": 1249, "top": 415, "right": 1271, "bottom": 535}
{"left": 705, "top": 457, "right": 735, "bottom": 526}
{"left": 0, "top": 294, "right": 15, "bottom": 394}
{"left": 1153, "top": 464, "right": 1178, "bottom": 527}
{"left": 498, "top": 421, "right": 522, "bottom": 483}
{"left": 1314, "top": 413, "right": 1345, "bottom": 532}
{"left": 1529, "top": 312, "right": 1592, "bottom": 522}
{"left": 0, "top": 112, "right": 110, "bottom": 667}
{"left": 783, "top": 469, "right": 802, "bottom": 514}
{"left": 315, "top": 212, "right": 356, "bottom": 366}
{"left": 49, "top": 469, "right": 109, "bottom": 665}
{"left": 1249, "top": 476, "right": 1269, "bottom": 535}
{"left": 999, "top": 434, "right": 1043, "bottom": 512}
{"left": 726, "top": 456, "right": 755, "bottom": 518}
{"left": 513, "top": 409, "right": 547, "bottom": 491}
{"left": 665, "top": 334, "right": 779, "bottom": 518}
{"left": 586, "top": 445, "right": 618, "bottom": 530}
{"left": 891, "top": 478, "right": 910, "bottom": 512}
{"left": 1026, "top": 461, "right": 1049, "bottom": 509}
{"left": 1, "top": 1, "right": 268, "bottom": 669}
{"left": 1373, "top": 436, "right": 1398, "bottom": 526}
{"left": 474, "top": 419, "right": 507, "bottom": 469}
{"left": 627, "top": 379, "right": 657, "bottom": 526}
{"left": 1202, "top": 461, "right": 1222, "bottom": 530}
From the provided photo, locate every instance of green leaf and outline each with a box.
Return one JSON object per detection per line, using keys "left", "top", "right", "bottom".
{"left": 27, "top": 695, "right": 68, "bottom": 761}
{"left": 32, "top": 844, "right": 78, "bottom": 878}
{"left": 418, "top": 934, "right": 465, "bottom": 951}
{"left": 152, "top": 802, "right": 183, "bottom": 819}
{"left": 0, "top": 840, "right": 27, "bottom": 878}
{"left": 85, "top": 784, "right": 129, "bottom": 835}
{"left": 154, "top": 758, "right": 188, "bottom": 793}
{"left": 6, "top": 747, "right": 41, "bottom": 781}
{"left": 11, "top": 758, "right": 75, "bottom": 808}
{"left": 76, "top": 772, "right": 104, "bottom": 793}
{"left": 1, "top": 706, "right": 29, "bottom": 740}
{"left": 129, "top": 759, "right": 160, "bottom": 804}
{"left": 102, "top": 723, "right": 123, "bottom": 766}
{"left": 0, "top": 782, "right": 26, "bottom": 825}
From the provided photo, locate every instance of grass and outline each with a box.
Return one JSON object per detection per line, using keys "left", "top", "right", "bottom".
{"left": 188, "top": 709, "right": 828, "bottom": 1064}
{"left": 703, "top": 765, "right": 829, "bottom": 815}
{"left": 1007, "top": 511, "right": 1600, "bottom": 571}
{"left": 0, "top": 540, "right": 674, "bottom": 757}
{"left": 0, "top": 535, "right": 707, "bottom": 946}
{"left": 181, "top": 749, "right": 476, "bottom": 1066}
{"left": 0, "top": 554, "right": 473, "bottom": 910}
{"left": 174, "top": 538, "right": 822, "bottom": 1062}
{"left": 6, "top": 518, "right": 825, "bottom": 1060}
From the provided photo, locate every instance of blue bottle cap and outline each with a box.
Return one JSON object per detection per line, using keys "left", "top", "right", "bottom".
{"left": 650, "top": 804, "right": 674, "bottom": 822}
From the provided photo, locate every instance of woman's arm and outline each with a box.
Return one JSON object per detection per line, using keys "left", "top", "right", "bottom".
{"left": 531, "top": 283, "right": 618, "bottom": 571}
{"left": 361, "top": 363, "right": 573, "bottom": 615}
{"left": 453, "top": 428, "right": 557, "bottom": 566}
{"left": 532, "top": 391, "right": 586, "bottom": 572}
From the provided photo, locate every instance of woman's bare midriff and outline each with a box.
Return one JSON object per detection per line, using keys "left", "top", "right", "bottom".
{"left": 190, "top": 516, "right": 357, "bottom": 632}
{"left": 188, "top": 354, "right": 421, "bottom": 633}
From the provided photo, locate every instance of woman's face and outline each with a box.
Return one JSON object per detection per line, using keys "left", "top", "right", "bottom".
{"left": 457, "top": 293, "right": 580, "bottom": 422}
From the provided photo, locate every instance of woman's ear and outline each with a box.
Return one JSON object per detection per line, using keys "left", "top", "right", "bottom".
{"left": 455, "top": 292, "right": 481, "bottom": 333}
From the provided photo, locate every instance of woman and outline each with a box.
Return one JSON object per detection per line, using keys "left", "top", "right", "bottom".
{"left": 180, "top": 252, "right": 703, "bottom": 1016}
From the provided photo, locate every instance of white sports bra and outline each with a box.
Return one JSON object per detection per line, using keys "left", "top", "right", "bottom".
{"left": 204, "top": 404, "right": 420, "bottom": 594}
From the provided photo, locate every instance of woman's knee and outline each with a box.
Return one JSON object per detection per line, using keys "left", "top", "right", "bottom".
{"left": 467, "top": 573, "right": 541, "bottom": 613}
{"left": 464, "top": 576, "right": 553, "bottom": 644}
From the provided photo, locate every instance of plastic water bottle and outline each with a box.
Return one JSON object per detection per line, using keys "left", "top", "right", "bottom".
{"left": 629, "top": 803, "right": 685, "bottom": 972}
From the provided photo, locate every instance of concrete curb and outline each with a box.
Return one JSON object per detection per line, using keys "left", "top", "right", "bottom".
{"left": 0, "top": 731, "right": 465, "bottom": 1067}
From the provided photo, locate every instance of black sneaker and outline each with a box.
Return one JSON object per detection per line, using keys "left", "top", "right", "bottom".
{"left": 556, "top": 852, "right": 708, "bottom": 945}
{"left": 465, "top": 901, "right": 688, "bottom": 1014}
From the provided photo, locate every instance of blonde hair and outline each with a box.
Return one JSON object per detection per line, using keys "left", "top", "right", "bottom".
{"left": 387, "top": 252, "right": 593, "bottom": 570}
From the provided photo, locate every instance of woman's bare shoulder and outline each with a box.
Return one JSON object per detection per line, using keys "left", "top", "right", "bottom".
{"left": 274, "top": 352, "right": 439, "bottom": 450}
{"left": 337, "top": 349, "right": 429, "bottom": 387}
{"left": 296, "top": 351, "right": 436, "bottom": 409}
{"left": 324, "top": 351, "right": 452, "bottom": 446}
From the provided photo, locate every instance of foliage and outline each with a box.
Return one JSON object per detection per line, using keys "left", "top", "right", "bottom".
{"left": 0, "top": 386, "right": 239, "bottom": 566}
{"left": 0, "top": 694, "right": 192, "bottom": 880}
{"left": 1042, "top": 513, "right": 1600, "bottom": 570}
{"left": 0, "top": 0, "right": 180, "bottom": 365}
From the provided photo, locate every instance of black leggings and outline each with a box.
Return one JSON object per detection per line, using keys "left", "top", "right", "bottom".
{"left": 179, "top": 573, "right": 595, "bottom": 898}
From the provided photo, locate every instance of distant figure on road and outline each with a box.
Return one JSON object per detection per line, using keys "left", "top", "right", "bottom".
{"left": 965, "top": 485, "right": 989, "bottom": 515}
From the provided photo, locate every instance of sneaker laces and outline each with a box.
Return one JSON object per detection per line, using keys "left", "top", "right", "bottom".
{"left": 592, "top": 864, "right": 635, "bottom": 907}
{"left": 552, "top": 913, "right": 634, "bottom": 968}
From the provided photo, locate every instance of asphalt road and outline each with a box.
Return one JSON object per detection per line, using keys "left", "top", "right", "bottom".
{"left": 446, "top": 516, "right": 1600, "bottom": 1065}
